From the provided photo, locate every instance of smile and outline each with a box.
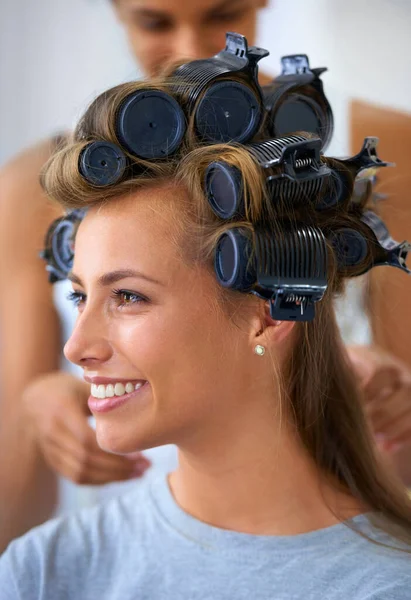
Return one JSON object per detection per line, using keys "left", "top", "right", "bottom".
{"left": 90, "top": 381, "right": 145, "bottom": 399}
{"left": 88, "top": 380, "right": 149, "bottom": 414}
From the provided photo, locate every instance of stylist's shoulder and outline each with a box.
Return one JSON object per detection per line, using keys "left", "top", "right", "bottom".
{"left": 0, "top": 135, "right": 65, "bottom": 250}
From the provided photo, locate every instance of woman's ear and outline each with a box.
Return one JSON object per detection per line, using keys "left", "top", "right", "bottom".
{"left": 251, "top": 301, "right": 296, "bottom": 348}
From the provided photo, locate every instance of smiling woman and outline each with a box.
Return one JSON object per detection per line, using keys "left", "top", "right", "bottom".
{"left": 2, "top": 40, "right": 411, "bottom": 600}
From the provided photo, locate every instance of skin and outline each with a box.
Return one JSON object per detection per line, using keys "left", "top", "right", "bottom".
{"left": 0, "top": 0, "right": 410, "bottom": 549}
{"left": 66, "top": 182, "right": 363, "bottom": 535}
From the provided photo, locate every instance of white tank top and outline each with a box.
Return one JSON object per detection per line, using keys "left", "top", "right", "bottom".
{"left": 53, "top": 280, "right": 178, "bottom": 514}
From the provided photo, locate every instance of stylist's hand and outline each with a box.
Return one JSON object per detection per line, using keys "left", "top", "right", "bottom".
{"left": 347, "top": 345, "right": 411, "bottom": 453}
{"left": 22, "top": 371, "right": 151, "bottom": 485}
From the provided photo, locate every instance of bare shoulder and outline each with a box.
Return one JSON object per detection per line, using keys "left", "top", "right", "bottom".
{"left": 0, "top": 135, "right": 66, "bottom": 220}
{"left": 0, "top": 136, "right": 67, "bottom": 260}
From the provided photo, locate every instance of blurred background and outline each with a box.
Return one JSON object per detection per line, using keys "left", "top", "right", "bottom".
{"left": 1, "top": 0, "right": 410, "bottom": 165}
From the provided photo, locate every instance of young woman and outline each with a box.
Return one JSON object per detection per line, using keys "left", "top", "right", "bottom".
{"left": 1, "top": 0, "right": 411, "bottom": 552}
{"left": 1, "top": 69, "right": 411, "bottom": 599}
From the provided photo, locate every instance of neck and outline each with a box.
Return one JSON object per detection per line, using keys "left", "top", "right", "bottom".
{"left": 169, "top": 408, "right": 363, "bottom": 536}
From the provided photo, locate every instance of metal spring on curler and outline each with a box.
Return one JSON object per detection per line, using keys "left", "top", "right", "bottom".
{"left": 295, "top": 157, "right": 313, "bottom": 170}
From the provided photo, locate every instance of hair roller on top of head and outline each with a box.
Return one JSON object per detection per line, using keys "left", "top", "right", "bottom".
{"left": 172, "top": 32, "right": 268, "bottom": 144}
{"left": 115, "top": 89, "right": 187, "bottom": 159}
{"left": 205, "top": 134, "right": 331, "bottom": 220}
{"left": 78, "top": 141, "right": 128, "bottom": 186}
{"left": 214, "top": 224, "right": 328, "bottom": 321}
{"left": 262, "top": 54, "right": 333, "bottom": 150}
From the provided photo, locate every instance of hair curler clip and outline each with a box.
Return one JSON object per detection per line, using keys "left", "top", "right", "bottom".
{"left": 172, "top": 32, "right": 268, "bottom": 144}
{"left": 361, "top": 210, "right": 411, "bottom": 274}
{"left": 205, "top": 135, "right": 331, "bottom": 220}
{"left": 214, "top": 225, "right": 328, "bottom": 321}
{"left": 40, "top": 209, "right": 86, "bottom": 283}
{"left": 318, "top": 137, "right": 393, "bottom": 210}
{"left": 262, "top": 54, "right": 333, "bottom": 150}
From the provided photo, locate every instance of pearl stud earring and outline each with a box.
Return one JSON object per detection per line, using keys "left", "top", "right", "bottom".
{"left": 254, "top": 344, "right": 265, "bottom": 356}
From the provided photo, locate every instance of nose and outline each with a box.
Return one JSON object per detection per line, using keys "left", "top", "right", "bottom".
{"left": 64, "top": 306, "right": 112, "bottom": 368}
{"left": 172, "top": 26, "right": 211, "bottom": 62}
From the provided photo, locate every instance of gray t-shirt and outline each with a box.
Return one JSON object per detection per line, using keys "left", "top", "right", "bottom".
{"left": 1, "top": 476, "right": 410, "bottom": 599}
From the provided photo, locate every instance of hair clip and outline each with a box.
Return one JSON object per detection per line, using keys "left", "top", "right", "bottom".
{"left": 79, "top": 141, "right": 127, "bottom": 186}
{"left": 116, "top": 89, "right": 186, "bottom": 159}
{"left": 205, "top": 135, "right": 331, "bottom": 219}
{"left": 317, "top": 137, "right": 393, "bottom": 210}
{"left": 40, "top": 210, "right": 86, "bottom": 283}
{"left": 214, "top": 225, "right": 328, "bottom": 321}
{"left": 361, "top": 211, "right": 411, "bottom": 274}
{"left": 262, "top": 54, "right": 333, "bottom": 150}
{"left": 172, "top": 32, "right": 268, "bottom": 143}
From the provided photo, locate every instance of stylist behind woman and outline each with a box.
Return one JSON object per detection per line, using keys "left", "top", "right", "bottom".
{"left": 1, "top": 51, "right": 411, "bottom": 597}
{"left": 0, "top": 0, "right": 274, "bottom": 551}
{"left": 1, "top": 0, "right": 411, "bottom": 551}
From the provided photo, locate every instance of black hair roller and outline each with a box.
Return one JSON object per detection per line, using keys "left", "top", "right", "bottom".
{"left": 214, "top": 224, "right": 328, "bottom": 321}
{"left": 79, "top": 141, "right": 127, "bottom": 186}
{"left": 262, "top": 54, "right": 333, "bottom": 150}
{"left": 318, "top": 137, "right": 393, "bottom": 210}
{"left": 330, "top": 210, "right": 411, "bottom": 277}
{"left": 172, "top": 32, "right": 268, "bottom": 144}
{"left": 205, "top": 134, "right": 331, "bottom": 220}
{"left": 40, "top": 209, "right": 86, "bottom": 283}
{"left": 116, "top": 89, "right": 187, "bottom": 159}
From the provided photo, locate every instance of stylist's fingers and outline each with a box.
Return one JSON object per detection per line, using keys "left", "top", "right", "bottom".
{"left": 46, "top": 422, "right": 151, "bottom": 482}
{"left": 361, "top": 365, "right": 401, "bottom": 407}
{"left": 46, "top": 441, "right": 142, "bottom": 485}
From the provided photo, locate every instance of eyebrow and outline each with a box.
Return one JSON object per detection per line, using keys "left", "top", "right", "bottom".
{"left": 68, "top": 269, "right": 163, "bottom": 287}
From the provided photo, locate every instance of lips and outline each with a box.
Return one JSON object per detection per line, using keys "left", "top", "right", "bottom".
{"left": 87, "top": 380, "right": 149, "bottom": 414}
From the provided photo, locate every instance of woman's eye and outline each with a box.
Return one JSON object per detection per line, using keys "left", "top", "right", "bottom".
{"left": 67, "top": 291, "right": 86, "bottom": 308}
{"left": 112, "top": 289, "right": 147, "bottom": 307}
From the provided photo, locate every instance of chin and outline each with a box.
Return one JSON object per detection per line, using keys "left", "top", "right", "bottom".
{"left": 95, "top": 419, "right": 167, "bottom": 456}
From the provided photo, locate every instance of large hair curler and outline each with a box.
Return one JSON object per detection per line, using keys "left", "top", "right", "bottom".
{"left": 172, "top": 32, "right": 268, "bottom": 144}
{"left": 214, "top": 225, "right": 328, "bottom": 321}
{"left": 40, "top": 210, "right": 86, "bottom": 283}
{"left": 205, "top": 134, "right": 331, "bottom": 219}
{"left": 262, "top": 54, "right": 333, "bottom": 150}
{"left": 116, "top": 89, "right": 187, "bottom": 159}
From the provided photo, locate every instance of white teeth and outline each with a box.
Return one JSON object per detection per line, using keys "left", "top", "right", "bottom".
{"left": 90, "top": 381, "right": 145, "bottom": 399}
{"left": 106, "top": 384, "right": 114, "bottom": 398}
{"left": 114, "top": 383, "right": 125, "bottom": 397}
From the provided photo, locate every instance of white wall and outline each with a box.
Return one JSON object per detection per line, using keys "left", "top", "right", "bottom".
{"left": 1, "top": 0, "right": 410, "bottom": 165}
{"left": 0, "top": 0, "right": 137, "bottom": 164}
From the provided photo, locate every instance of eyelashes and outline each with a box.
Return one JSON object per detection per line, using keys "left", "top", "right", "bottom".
{"left": 67, "top": 289, "right": 148, "bottom": 309}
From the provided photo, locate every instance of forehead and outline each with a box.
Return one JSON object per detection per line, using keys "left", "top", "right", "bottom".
{"left": 73, "top": 184, "right": 188, "bottom": 280}
{"left": 117, "top": 0, "right": 252, "bottom": 16}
